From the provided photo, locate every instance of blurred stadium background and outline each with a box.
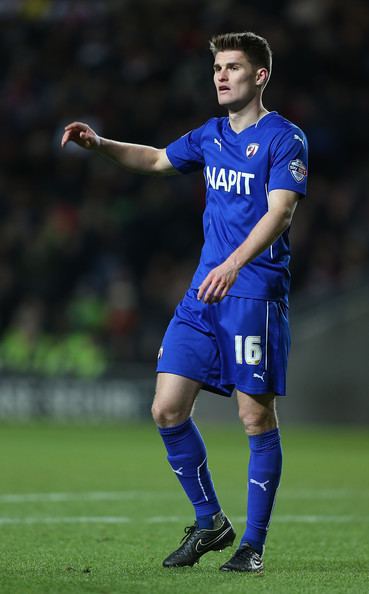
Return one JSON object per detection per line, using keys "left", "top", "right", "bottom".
{"left": 0, "top": 0, "right": 368, "bottom": 424}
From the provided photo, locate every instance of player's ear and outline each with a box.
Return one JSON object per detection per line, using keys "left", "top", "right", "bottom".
{"left": 255, "top": 67, "right": 269, "bottom": 88}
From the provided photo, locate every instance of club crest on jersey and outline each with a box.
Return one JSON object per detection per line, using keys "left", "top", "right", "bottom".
{"left": 246, "top": 143, "right": 259, "bottom": 158}
{"left": 288, "top": 159, "right": 307, "bottom": 183}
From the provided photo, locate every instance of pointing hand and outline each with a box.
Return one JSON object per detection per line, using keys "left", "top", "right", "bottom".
{"left": 61, "top": 121, "right": 100, "bottom": 150}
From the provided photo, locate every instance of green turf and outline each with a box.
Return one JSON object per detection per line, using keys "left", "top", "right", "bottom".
{"left": 0, "top": 422, "right": 368, "bottom": 593}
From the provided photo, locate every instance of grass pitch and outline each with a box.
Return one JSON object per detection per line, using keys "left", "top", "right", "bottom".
{"left": 0, "top": 421, "right": 368, "bottom": 593}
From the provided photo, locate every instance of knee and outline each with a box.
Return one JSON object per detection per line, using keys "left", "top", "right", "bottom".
{"left": 239, "top": 406, "right": 277, "bottom": 436}
{"left": 151, "top": 398, "right": 187, "bottom": 428}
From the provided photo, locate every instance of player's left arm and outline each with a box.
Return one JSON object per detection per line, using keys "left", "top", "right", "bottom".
{"left": 197, "top": 189, "right": 300, "bottom": 303}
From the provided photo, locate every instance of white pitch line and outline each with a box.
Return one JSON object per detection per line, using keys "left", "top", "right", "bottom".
{"left": 0, "top": 489, "right": 368, "bottom": 504}
{"left": 278, "top": 489, "right": 369, "bottom": 500}
{"left": 0, "top": 491, "right": 174, "bottom": 504}
{"left": 216, "top": 515, "right": 369, "bottom": 524}
{"left": 271, "top": 515, "right": 363, "bottom": 524}
{"left": 0, "top": 516, "right": 131, "bottom": 525}
{"left": 0, "top": 515, "right": 367, "bottom": 526}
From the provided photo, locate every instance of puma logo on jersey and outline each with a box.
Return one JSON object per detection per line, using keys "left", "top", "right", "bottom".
{"left": 205, "top": 166, "right": 255, "bottom": 195}
{"left": 293, "top": 133, "right": 305, "bottom": 147}
{"left": 250, "top": 479, "right": 270, "bottom": 492}
{"left": 214, "top": 138, "right": 222, "bottom": 151}
{"left": 253, "top": 372, "right": 265, "bottom": 382}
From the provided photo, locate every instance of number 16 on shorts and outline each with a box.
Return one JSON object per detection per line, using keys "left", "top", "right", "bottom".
{"left": 235, "top": 335, "right": 262, "bottom": 365}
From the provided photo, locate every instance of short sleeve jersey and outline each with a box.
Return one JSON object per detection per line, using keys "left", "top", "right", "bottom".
{"left": 166, "top": 111, "right": 308, "bottom": 304}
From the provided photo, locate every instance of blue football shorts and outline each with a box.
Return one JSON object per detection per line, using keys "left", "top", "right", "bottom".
{"left": 156, "top": 289, "right": 291, "bottom": 397}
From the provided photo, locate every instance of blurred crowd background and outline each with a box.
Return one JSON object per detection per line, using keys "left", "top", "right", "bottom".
{"left": 0, "top": 0, "right": 368, "bottom": 378}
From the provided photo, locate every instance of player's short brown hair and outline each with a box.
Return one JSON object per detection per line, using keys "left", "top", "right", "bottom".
{"left": 209, "top": 32, "right": 272, "bottom": 77}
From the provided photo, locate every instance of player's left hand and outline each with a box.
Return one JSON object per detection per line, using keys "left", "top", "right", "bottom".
{"left": 197, "top": 260, "right": 239, "bottom": 304}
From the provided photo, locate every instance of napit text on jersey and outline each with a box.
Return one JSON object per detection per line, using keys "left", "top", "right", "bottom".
{"left": 205, "top": 166, "right": 255, "bottom": 195}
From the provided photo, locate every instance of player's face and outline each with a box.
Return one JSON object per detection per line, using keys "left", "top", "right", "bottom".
{"left": 213, "top": 50, "right": 263, "bottom": 111}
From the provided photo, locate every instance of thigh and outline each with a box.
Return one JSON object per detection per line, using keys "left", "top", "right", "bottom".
{"left": 152, "top": 372, "right": 202, "bottom": 426}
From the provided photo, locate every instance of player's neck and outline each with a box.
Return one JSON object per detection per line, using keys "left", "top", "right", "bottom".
{"left": 228, "top": 102, "right": 269, "bottom": 134}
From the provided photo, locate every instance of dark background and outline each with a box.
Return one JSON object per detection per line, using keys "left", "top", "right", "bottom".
{"left": 0, "top": 0, "right": 368, "bottom": 377}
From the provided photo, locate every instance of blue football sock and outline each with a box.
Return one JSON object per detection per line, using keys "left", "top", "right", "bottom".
{"left": 241, "top": 428, "right": 282, "bottom": 555}
{"left": 158, "top": 418, "right": 221, "bottom": 525}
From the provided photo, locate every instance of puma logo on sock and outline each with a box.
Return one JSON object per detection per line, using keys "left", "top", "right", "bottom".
{"left": 250, "top": 479, "right": 270, "bottom": 492}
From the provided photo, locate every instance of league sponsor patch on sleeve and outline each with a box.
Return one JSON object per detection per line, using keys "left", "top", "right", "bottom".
{"left": 288, "top": 159, "right": 307, "bottom": 183}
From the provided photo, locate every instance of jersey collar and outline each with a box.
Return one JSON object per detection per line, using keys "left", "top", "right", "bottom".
{"left": 225, "top": 111, "right": 278, "bottom": 137}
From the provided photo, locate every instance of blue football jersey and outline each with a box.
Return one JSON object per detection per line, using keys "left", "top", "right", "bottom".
{"left": 166, "top": 111, "right": 308, "bottom": 304}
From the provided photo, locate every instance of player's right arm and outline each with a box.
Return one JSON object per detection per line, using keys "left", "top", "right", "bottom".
{"left": 61, "top": 121, "right": 176, "bottom": 175}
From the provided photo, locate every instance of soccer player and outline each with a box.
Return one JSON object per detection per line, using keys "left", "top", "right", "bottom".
{"left": 62, "top": 31, "right": 308, "bottom": 573}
